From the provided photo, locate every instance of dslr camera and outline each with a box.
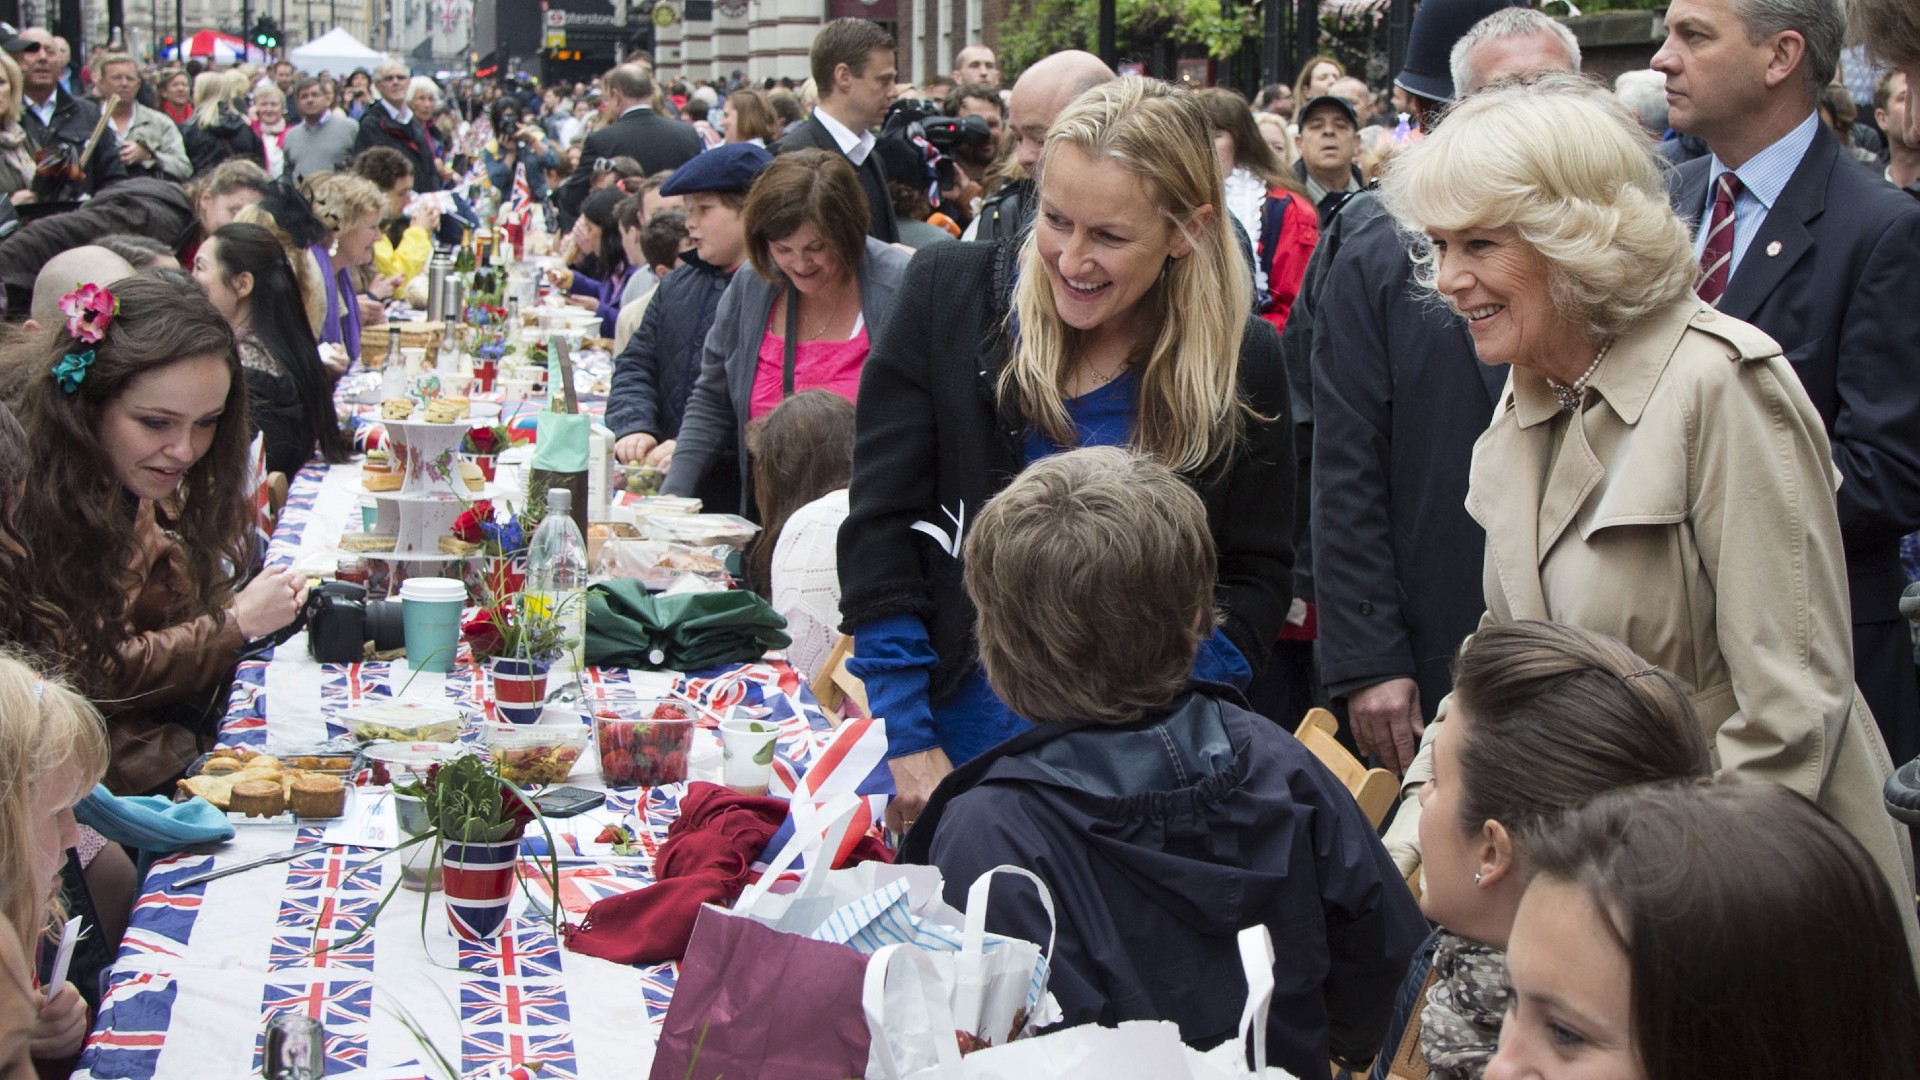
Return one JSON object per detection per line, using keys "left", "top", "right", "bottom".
{"left": 303, "top": 581, "right": 406, "bottom": 663}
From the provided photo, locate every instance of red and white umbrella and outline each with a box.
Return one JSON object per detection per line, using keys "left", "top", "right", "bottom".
{"left": 160, "top": 30, "right": 268, "bottom": 65}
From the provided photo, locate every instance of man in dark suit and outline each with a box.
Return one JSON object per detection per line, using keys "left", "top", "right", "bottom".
{"left": 351, "top": 61, "right": 436, "bottom": 193}
{"left": 555, "top": 65, "right": 702, "bottom": 227}
{"left": 1658, "top": 0, "right": 1920, "bottom": 763}
{"left": 775, "top": 18, "right": 899, "bottom": 243}
{"left": 1300, "top": 3, "right": 1578, "bottom": 772}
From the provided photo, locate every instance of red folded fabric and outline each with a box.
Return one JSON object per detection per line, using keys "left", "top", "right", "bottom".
{"left": 562, "top": 782, "right": 890, "bottom": 964}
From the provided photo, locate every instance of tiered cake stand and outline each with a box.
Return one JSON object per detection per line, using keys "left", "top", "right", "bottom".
{"left": 361, "top": 418, "right": 492, "bottom": 561}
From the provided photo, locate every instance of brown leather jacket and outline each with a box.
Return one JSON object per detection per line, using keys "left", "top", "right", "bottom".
{"left": 102, "top": 501, "right": 246, "bottom": 795}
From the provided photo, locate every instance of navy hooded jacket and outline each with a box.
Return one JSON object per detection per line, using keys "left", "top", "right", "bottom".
{"left": 605, "top": 251, "right": 738, "bottom": 446}
{"left": 899, "top": 689, "right": 1425, "bottom": 1078}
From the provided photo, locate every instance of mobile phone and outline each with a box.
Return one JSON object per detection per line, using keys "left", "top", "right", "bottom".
{"left": 532, "top": 786, "right": 605, "bottom": 817}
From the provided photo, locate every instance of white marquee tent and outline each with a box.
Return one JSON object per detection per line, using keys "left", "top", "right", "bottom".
{"left": 288, "top": 28, "right": 388, "bottom": 75}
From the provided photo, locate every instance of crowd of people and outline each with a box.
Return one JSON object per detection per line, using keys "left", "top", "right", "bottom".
{"left": 1, "top": 0, "right": 1920, "bottom": 1073}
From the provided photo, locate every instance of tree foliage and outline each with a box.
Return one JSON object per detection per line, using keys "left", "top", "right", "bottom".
{"left": 998, "top": 0, "right": 1263, "bottom": 77}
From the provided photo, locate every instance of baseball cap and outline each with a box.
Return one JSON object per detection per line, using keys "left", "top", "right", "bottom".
{"left": 0, "top": 24, "right": 38, "bottom": 54}
{"left": 1297, "top": 94, "right": 1359, "bottom": 129}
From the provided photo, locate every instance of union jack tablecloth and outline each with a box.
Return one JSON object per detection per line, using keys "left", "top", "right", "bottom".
{"left": 74, "top": 463, "right": 846, "bottom": 1080}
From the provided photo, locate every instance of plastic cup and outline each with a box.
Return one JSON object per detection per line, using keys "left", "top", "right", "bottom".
{"left": 587, "top": 696, "right": 696, "bottom": 788}
{"left": 393, "top": 793, "right": 439, "bottom": 892}
{"left": 358, "top": 495, "right": 379, "bottom": 532}
{"left": 718, "top": 717, "right": 779, "bottom": 795}
{"left": 398, "top": 576, "right": 467, "bottom": 673}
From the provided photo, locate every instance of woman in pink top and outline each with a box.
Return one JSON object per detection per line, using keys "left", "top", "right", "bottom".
{"left": 661, "top": 148, "right": 910, "bottom": 514}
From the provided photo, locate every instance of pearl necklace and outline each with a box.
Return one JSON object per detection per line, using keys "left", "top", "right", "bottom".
{"left": 1548, "top": 341, "right": 1612, "bottom": 412}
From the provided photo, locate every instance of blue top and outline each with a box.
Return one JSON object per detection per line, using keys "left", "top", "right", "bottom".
{"left": 851, "top": 371, "right": 1250, "bottom": 763}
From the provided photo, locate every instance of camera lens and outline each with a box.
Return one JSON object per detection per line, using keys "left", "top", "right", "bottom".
{"left": 364, "top": 600, "right": 407, "bottom": 652}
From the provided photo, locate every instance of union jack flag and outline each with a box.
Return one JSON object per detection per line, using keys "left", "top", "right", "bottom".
{"left": 123, "top": 870, "right": 207, "bottom": 948}
{"left": 275, "top": 890, "right": 382, "bottom": 932}
{"left": 637, "top": 962, "right": 677, "bottom": 1025}
{"left": 756, "top": 713, "right": 891, "bottom": 870}
{"left": 462, "top": 1027, "right": 577, "bottom": 1079}
{"left": 261, "top": 979, "right": 373, "bottom": 1025}
{"left": 269, "top": 932, "right": 377, "bottom": 973}
{"left": 458, "top": 924, "right": 566, "bottom": 979}
{"left": 505, "top": 163, "right": 532, "bottom": 225}
{"left": 285, "top": 850, "right": 382, "bottom": 894}
{"left": 460, "top": 980, "right": 570, "bottom": 1028}
{"left": 116, "top": 926, "right": 187, "bottom": 963}
{"left": 320, "top": 665, "right": 396, "bottom": 709}
{"left": 223, "top": 666, "right": 271, "bottom": 742}
{"left": 75, "top": 971, "right": 175, "bottom": 1078}
{"left": 517, "top": 865, "right": 646, "bottom": 919}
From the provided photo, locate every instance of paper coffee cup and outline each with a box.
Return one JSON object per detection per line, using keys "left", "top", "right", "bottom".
{"left": 398, "top": 576, "right": 467, "bottom": 674}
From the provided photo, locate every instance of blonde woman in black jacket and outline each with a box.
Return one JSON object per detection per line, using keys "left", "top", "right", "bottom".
{"left": 840, "top": 77, "right": 1296, "bottom": 831}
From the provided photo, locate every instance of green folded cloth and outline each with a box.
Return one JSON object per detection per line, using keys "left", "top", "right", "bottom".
{"left": 585, "top": 580, "right": 791, "bottom": 671}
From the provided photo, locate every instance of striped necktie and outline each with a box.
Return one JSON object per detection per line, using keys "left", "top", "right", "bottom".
{"left": 1696, "top": 171, "right": 1743, "bottom": 306}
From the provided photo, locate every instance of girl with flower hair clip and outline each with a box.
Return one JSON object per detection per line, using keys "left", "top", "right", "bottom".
{"left": 0, "top": 272, "right": 307, "bottom": 796}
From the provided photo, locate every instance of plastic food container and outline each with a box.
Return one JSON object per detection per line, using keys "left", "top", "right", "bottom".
{"left": 638, "top": 513, "right": 761, "bottom": 550}
{"left": 362, "top": 740, "right": 465, "bottom": 785}
{"left": 336, "top": 700, "right": 468, "bottom": 744}
{"left": 587, "top": 697, "right": 698, "bottom": 788}
{"left": 482, "top": 721, "right": 589, "bottom": 786}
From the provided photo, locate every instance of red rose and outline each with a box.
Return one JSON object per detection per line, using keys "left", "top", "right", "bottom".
{"left": 451, "top": 501, "right": 495, "bottom": 543}
{"left": 467, "top": 426, "right": 500, "bottom": 455}
{"left": 462, "top": 606, "right": 505, "bottom": 657}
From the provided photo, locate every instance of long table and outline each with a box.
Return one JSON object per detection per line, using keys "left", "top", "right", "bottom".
{"left": 73, "top": 463, "right": 838, "bottom": 1080}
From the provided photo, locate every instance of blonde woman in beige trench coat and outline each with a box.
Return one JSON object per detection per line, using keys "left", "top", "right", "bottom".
{"left": 1376, "top": 79, "right": 1918, "bottom": 958}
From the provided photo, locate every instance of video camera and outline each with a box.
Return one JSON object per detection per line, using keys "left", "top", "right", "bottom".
{"left": 882, "top": 98, "right": 992, "bottom": 155}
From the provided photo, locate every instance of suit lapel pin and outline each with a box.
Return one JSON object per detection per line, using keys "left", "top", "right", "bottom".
{"left": 1765, "top": 240, "right": 1783, "bottom": 257}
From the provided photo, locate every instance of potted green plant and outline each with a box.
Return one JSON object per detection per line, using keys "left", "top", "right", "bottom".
{"left": 331, "top": 754, "right": 562, "bottom": 946}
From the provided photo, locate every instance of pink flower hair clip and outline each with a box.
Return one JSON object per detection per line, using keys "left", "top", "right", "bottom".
{"left": 60, "top": 283, "right": 118, "bottom": 345}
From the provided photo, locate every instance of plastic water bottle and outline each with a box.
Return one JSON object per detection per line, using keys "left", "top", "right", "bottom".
{"left": 379, "top": 326, "right": 406, "bottom": 400}
{"left": 525, "top": 487, "right": 588, "bottom": 670}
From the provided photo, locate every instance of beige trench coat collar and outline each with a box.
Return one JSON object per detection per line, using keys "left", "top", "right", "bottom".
{"left": 1471, "top": 297, "right": 1766, "bottom": 597}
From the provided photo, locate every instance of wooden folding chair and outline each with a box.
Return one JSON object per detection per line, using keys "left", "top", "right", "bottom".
{"left": 266, "top": 471, "right": 290, "bottom": 527}
{"left": 1293, "top": 708, "right": 1399, "bottom": 828}
{"left": 808, "top": 634, "right": 869, "bottom": 728}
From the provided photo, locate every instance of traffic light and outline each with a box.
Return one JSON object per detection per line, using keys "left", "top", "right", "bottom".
{"left": 252, "top": 16, "right": 279, "bottom": 50}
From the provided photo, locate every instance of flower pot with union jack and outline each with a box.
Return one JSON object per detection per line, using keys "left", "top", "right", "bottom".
{"left": 490, "top": 656, "right": 549, "bottom": 725}
{"left": 439, "top": 837, "right": 520, "bottom": 940}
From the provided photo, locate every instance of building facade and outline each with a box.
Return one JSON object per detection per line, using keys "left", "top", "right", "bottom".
{"left": 650, "top": 0, "right": 1003, "bottom": 88}
{"left": 64, "top": 0, "right": 373, "bottom": 60}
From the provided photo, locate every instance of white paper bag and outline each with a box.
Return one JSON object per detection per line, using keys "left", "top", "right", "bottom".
{"left": 874, "top": 925, "right": 1299, "bottom": 1080}
{"left": 728, "top": 796, "right": 1059, "bottom": 1063}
